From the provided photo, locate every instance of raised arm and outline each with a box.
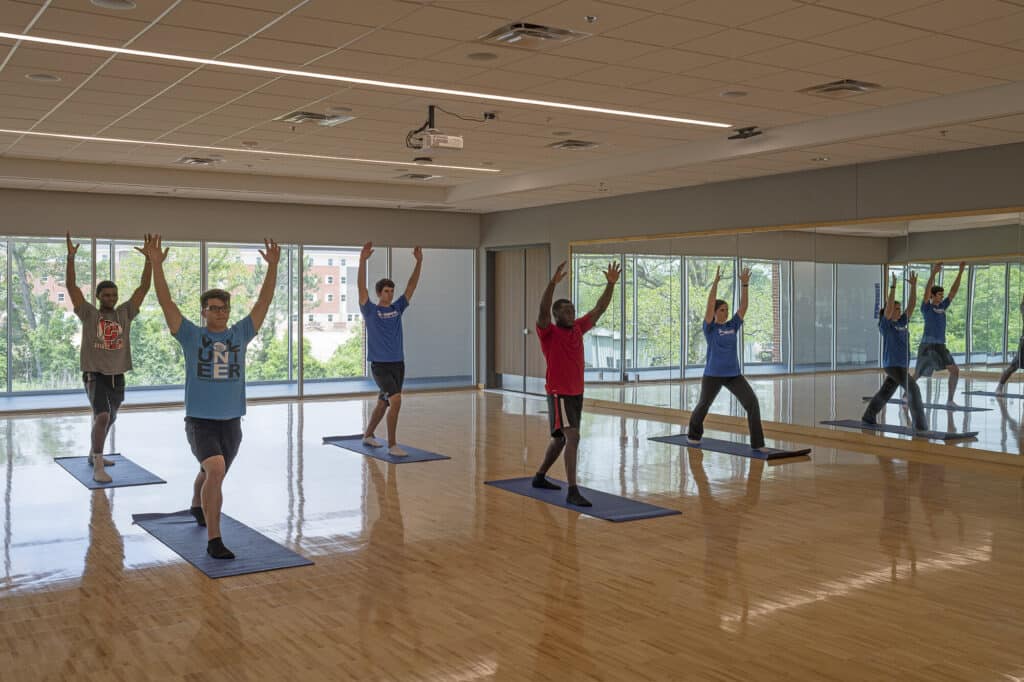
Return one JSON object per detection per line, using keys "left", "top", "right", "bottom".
{"left": 586, "top": 261, "right": 621, "bottom": 322}
{"left": 947, "top": 261, "right": 966, "bottom": 302}
{"left": 736, "top": 267, "right": 751, "bottom": 320}
{"left": 537, "top": 261, "right": 567, "bottom": 329}
{"left": 403, "top": 247, "right": 423, "bottom": 301}
{"left": 141, "top": 234, "right": 183, "bottom": 335}
{"left": 358, "top": 241, "right": 372, "bottom": 306}
{"left": 906, "top": 270, "right": 918, "bottom": 321}
{"left": 923, "top": 262, "right": 940, "bottom": 305}
{"left": 249, "top": 238, "right": 280, "bottom": 332}
{"left": 885, "top": 272, "right": 899, "bottom": 320}
{"left": 704, "top": 267, "right": 721, "bottom": 324}
{"left": 64, "top": 232, "right": 87, "bottom": 310}
{"left": 129, "top": 234, "right": 153, "bottom": 311}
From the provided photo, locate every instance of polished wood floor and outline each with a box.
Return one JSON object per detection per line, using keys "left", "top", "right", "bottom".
{"left": 1, "top": 391, "right": 1023, "bottom": 681}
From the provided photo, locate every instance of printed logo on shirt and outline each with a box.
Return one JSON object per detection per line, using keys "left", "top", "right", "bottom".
{"left": 717, "top": 328, "right": 736, "bottom": 336}
{"left": 377, "top": 308, "right": 400, "bottom": 320}
{"left": 197, "top": 335, "right": 242, "bottom": 380}
{"left": 931, "top": 308, "right": 946, "bottom": 316}
{"left": 95, "top": 319, "right": 124, "bottom": 351}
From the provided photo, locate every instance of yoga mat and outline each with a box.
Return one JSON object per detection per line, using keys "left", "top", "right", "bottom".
{"left": 964, "top": 390, "right": 1024, "bottom": 399}
{"left": 649, "top": 435, "right": 811, "bottom": 461}
{"left": 484, "top": 477, "right": 680, "bottom": 522}
{"left": 54, "top": 454, "right": 165, "bottom": 490}
{"left": 859, "top": 397, "right": 991, "bottom": 412}
{"left": 820, "top": 419, "right": 978, "bottom": 441}
{"left": 322, "top": 435, "right": 450, "bottom": 463}
{"left": 133, "top": 510, "right": 313, "bottom": 579}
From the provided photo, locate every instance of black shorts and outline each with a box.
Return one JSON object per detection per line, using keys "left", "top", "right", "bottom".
{"left": 371, "top": 361, "right": 405, "bottom": 403}
{"left": 547, "top": 394, "right": 583, "bottom": 437}
{"left": 83, "top": 372, "right": 125, "bottom": 419}
{"left": 915, "top": 343, "right": 955, "bottom": 377}
{"left": 185, "top": 417, "right": 242, "bottom": 471}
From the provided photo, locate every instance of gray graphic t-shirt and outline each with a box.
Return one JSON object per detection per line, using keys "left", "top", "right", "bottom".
{"left": 76, "top": 301, "right": 138, "bottom": 375}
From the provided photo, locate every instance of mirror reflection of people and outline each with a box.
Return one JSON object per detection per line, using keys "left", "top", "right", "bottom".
{"left": 995, "top": 290, "right": 1024, "bottom": 395}
{"left": 878, "top": 458, "right": 917, "bottom": 581}
{"left": 65, "top": 233, "right": 152, "bottom": 483}
{"left": 913, "top": 262, "right": 965, "bottom": 404}
{"left": 687, "top": 267, "right": 764, "bottom": 451}
{"left": 864, "top": 272, "right": 928, "bottom": 433}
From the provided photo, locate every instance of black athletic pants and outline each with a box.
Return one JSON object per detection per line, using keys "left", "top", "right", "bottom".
{"left": 864, "top": 366, "right": 928, "bottom": 431}
{"left": 687, "top": 375, "right": 765, "bottom": 449}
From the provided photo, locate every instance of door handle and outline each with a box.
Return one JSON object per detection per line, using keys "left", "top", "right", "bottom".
{"left": 523, "top": 328, "right": 531, "bottom": 335}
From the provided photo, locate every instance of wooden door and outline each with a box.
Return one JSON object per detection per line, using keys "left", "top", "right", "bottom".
{"left": 493, "top": 249, "right": 525, "bottom": 391}
{"left": 524, "top": 246, "right": 550, "bottom": 393}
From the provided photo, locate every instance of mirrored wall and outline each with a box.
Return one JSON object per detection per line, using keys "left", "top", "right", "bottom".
{"left": 571, "top": 211, "right": 1024, "bottom": 458}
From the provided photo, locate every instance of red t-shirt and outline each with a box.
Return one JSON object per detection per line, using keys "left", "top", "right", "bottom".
{"left": 537, "top": 313, "right": 595, "bottom": 396}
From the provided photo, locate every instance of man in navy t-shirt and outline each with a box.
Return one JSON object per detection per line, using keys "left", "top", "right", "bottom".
{"left": 914, "top": 261, "right": 965, "bottom": 404}
{"left": 358, "top": 242, "right": 423, "bottom": 457}
{"left": 144, "top": 235, "right": 281, "bottom": 560}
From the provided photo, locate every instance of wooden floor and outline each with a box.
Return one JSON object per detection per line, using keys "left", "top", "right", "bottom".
{"left": 1, "top": 391, "right": 1023, "bottom": 681}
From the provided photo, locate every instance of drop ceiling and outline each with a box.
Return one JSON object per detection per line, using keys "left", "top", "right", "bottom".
{"left": 1, "top": 0, "right": 1024, "bottom": 213}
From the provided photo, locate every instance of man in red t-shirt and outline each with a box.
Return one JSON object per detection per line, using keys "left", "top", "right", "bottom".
{"left": 534, "top": 259, "right": 621, "bottom": 506}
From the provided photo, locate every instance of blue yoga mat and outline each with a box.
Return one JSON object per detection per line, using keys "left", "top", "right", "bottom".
{"left": 965, "top": 390, "right": 1024, "bottom": 399}
{"left": 132, "top": 510, "right": 312, "bottom": 579}
{"left": 821, "top": 419, "right": 978, "bottom": 441}
{"left": 859, "top": 397, "right": 991, "bottom": 412}
{"left": 484, "top": 477, "right": 680, "bottom": 522}
{"left": 322, "top": 435, "right": 450, "bottom": 463}
{"left": 54, "top": 454, "right": 165, "bottom": 489}
{"left": 649, "top": 435, "right": 811, "bottom": 461}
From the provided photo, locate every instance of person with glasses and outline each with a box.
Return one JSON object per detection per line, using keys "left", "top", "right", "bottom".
{"left": 143, "top": 235, "right": 280, "bottom": 560}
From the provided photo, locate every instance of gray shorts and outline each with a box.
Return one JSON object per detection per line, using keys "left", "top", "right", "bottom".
{"left": 915, "top": 344, "right": 955, "bottom": 377}
{"left": 185, "top": 417, "right": 242, "bottom": 471}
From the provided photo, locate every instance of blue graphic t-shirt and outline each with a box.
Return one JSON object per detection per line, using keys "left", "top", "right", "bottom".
{"left": 920, "top": 298, "right": 951, "bottom": 344}
{"left": 880, "top": 312, "right": 910, "bottom": 368}
{"left": 174, "top": 315, "right": 256, "bottom": 419}
{"left": 702, "top": 314, "right": 742, "bottom": 377}
{"left": 361, "top": 295, "right": 409, "bottom": 363}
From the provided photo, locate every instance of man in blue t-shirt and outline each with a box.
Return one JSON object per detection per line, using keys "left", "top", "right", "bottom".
{"left": 863, "top": 271, "right": 928, "bottom": 432}
{"left": 914, "top": 261, "right": 965, "bottom": 404}
{"left": 143, "top": 235, "right": 280, "bottom": 560}
{"left": 357, "top": 241, "right": 423, "bottom": 457}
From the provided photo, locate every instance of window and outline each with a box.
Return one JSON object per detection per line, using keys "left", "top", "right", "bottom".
{"left": 327, "top": 314, "right": 333, "bottom": 322}
{"left": 41, "top": 275, "right": 48, "bottom": 283}
{"left": 307, "top": 314, "right": 314, "bottom": 322}
{"left": 327, "top": 293, "right": 334, "bottom": 302}
{"left": 327, "top": 258, "right": 333, "bottom": 266}
{"left": 836, "top": 264, "right": 881, "bottom": 369}
{"left": 340, "top": 294, "right": 346, "bottom": 302}
{"left": 0, "top": 241, "right": 6, "bottom": 391}
{"left": 574, "top": 254, "right": 624, "bottom": 381}
{"left": 327, "top": 276, "right": 334, "bottom": 284}
{"left": 57, "top": 292, "right": 65, "bottom": 302}
{"left": 341, "top": 276, "right": 347, "bottom": 284}
{"left": 340, "top": 259, "right": 346, "bottom": 267}
{"left": 740, "top": 259, "right": 790, "bottom": 375}
{"left": 347, "top": 314, "right": 354, "bottom": 322}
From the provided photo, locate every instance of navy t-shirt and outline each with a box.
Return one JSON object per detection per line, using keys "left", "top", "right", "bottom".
{"left": 702, "top": 314, "right": 742, "bottom": 377}
{"left": 361, "top": 294, "right": 409, "bottom": 363}
{"left": 920, "top": 298, "right": 951, "bottom": 344}
{"left": 880, "top": 312, "right": 910, "bottom": 368}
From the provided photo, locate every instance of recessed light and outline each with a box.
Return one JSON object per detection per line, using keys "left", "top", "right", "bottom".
{"left": 0, "top": 128, "right": 501, "bottom": 173}
{"left": 25, "top": 72, "right": 61, "bottom": 82}
{"left": 720, "top": 90, "right": 747, "bottom": 98}
{"left": 0, "top": 31, "right": 732, "bottom": 128}
{"left": 466, "top": 52, "right": 499, "bottom": 61}
{"left": 91, "top": 0, "right": 137, "bottom": 9}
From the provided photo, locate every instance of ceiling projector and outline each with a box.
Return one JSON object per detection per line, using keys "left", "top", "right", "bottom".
{"left": 419, "top": 131, "right": 464, "bottom": 151}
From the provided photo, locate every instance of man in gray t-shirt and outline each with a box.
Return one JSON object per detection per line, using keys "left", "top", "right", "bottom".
{"left": 66, "top": 233, "right": 152, "bottom": 482}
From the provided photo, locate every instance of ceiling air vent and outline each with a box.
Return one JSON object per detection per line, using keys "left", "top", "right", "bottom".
{"left": 175, "top": 156, "right": 221, "bottom": 166}
{"left": 274, "top": 110, "right": 356, "bottom": 127}
{"left": 799, "top": 79, "right": 880, "bottom": 98}
{"left": 547, "top": 139, "right": 600, "bottom": 151}
{"left": 397, "top": 173, "right": 443, "bottom": 181}
{"left": 481, "top": 22, "right": 588, "bottom": 49}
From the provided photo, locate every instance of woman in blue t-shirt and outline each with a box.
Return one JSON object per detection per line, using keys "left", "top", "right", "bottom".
{"left": 863, "top": 271, "right": 928, "bottom": 431}
{"left": 687, "top": 267, "right": 764, "bottom": 450}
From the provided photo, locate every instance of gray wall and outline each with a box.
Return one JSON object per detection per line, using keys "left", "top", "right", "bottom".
{"left": 888, "top": 223, "right": 1022, "bottom": 263}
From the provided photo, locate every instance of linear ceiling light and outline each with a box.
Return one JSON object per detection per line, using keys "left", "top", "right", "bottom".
{"left": 0, "top": 31, "right": 732, "bottom": 128}
{"left": 0, "top": 128, "right": 501, "bottom": 172}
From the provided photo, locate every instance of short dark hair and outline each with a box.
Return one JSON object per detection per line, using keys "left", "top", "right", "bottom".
{"left": 552, "top": 298, "right": 573, "bottom": 314}
{"left": 714, "top": 298, "right": 728, "bottom": 312}
{"left": 200, "top": 288, "right": 231, "bottom": 308}
{"left": 375, "top": 278, "right": 395, "bottom": 295}
{"left": 931, "top": 286, "right": 944, "bottom": 296}
{"left": 96, "top": 280, "right": 117, "bottom": 296}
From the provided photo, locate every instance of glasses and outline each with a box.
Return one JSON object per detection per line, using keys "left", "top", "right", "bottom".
{"left": 204, "top": 305, "right": 230, "bottom": 313}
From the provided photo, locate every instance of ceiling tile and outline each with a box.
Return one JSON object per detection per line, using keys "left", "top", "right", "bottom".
{"left": 679, "top": 29, "right": 791, "bottom": 59}
{"left": 131, "top": 26, "right": 248, "bottom": 58}
{"left": 972, "top": 114, "right": 1024, "bottom": 132}
{"left": 949, "top": 11, "right": 1024, "bottom": 44}
{"left": 621, "top": 48, "right": 723, "bottom": 74}
{"left": 746, "top": 41, "right": 852, "bottom": 69}
{"left": 6, "top": 45, "right": 108, "bottom": 75}
{"left": 740, "top": 69, "right": 834, "bottom": 92}
{"left": 573, "top": 64, "right": 663, "bottom": 87}
{"left": 311, "top": 49, "right": 419, "bottom": 76}
{"left": 813, "top": 20, "right": 930, "bottom": 52}
{"left": 257, "top": 17, "right": 372, "bottom": 49}
{"left": 181, "top": 67, "right": 276, "bottom": 93}
{"left": 100, "top": 58, "right": 195, "bottom": 84}
{"left": 686, "top": 59, "right": 783, "bottom": 83}
{"left": 387, "top": 6, "right": 507, "bottom": 41}
{"left": 525, "top": 1, "right": 653, "bottom": 35}
{"left": 861, "top": 63, "right": 1007, "bottom": 94}
{"left": 741, "top": 5, "right": 869, "bottom": 40}
{"left": 225, "top": 38, "right": 334, "bottom": 67}
{"left": 295, "top": 0, "right": 417, "bottom": 27}
{"left": 930, "top": 46, "right": 1024, "bottom": 75}
{"left": 888, "top": 0, "right": 1019, "bottom": 32}
{"left": 161, "top": 1, "right": 279, "bottom": 36}
{"left": 549, "top": 36, "right": 661, "bottom": 63}
{"left": 502, "top": 53, "right": 598, "bottom": 78}
{"left": 459, "top": 69, "right": 555, "bottom": 91}
{"left": 32, "top": 7, "right": 148, "bottom": 42}
{"left": 872, "top": 34, "right": 986, "bottom": 62}
{"left": 526, "top": 79, "right": 667, "bottom": 106}
{"left": 666, "top": 0, "right": 802, "bottom": 26}
{"left": 606, "top": 14, "right": 722, "bottom": 46}
{"left": 347, "top": 30, "right": 458, "bottom": 59}
{"left": 816, "top": 0, "right": 937, "bottom": 18}
{"left": 636, "top": 73, "right": 724, "bottom": 96}
{"left": 0, "top": 0, "right": 44, "bottom": 32}
{"left": 811, "top": 53, "right": 907, "bottom": 80}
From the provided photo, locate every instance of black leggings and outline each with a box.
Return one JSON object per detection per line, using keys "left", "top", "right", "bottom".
{"left": 998, "top": 340, "right": 1024, "bottom": 386}
{"left": 688, "top": 375, "right": 764, "bottom": 449}
{"left": 864, "top": 366, "right": 928, "bottom": 431}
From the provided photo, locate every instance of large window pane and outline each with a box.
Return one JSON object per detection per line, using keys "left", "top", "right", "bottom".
{"left": 685, "top": 256, "right": 735, "bottom": 375}
{"left": 390, "top": 247, "right": 474, "bottom": 385}
{"left": 574, "top": 254, "right": 622, "bottom": 383}
{"left": 207, "top": 242, "right": 297, "bottom": 395}
{"left": 741, "top": 259, "right": 789, "bottom": 374}
{"left": 9, "top": 238, "right": 92, "bottom": 391}
{"left": 969, "top": 263, "right": 1007, "bottom": 365}
{"left": 938, "top": 264, "right": 968, "bottom": 362}
{"left": 301, "top": 246, "right": 367, "bottom": 395}
{"left": 836, "top": 264, "right": 880, "bottom": 369}
{"left": 0, "top": 240, "right": 7, "bottom": 392}
{"left": 114, "top": 240, "right": 200, "bottom": 387}
{"left": 625, "top": 255, "right": 680, "bottom": 381}
{"left": 793, "top": 261, "right": 832, "bottom": 372}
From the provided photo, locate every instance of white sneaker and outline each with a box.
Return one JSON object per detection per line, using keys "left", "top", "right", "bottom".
{"left": 362, "top": 436, "right": 383, "bottom": 448}
{"left": 388, "top": 445, "right": 408, "bottom": 457}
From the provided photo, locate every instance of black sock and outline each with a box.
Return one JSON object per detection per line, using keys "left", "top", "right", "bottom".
{"left": 532, "top": 473, "right": 561, "bottom": 490}
{"left": 207, "top": 537, "right": 235, "bottom": 560}
{"left": 566, "top": 485, "right": 592, "bottom": 507}
{"left": 190, "top": 506, "right": 206, "bottom": 527}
